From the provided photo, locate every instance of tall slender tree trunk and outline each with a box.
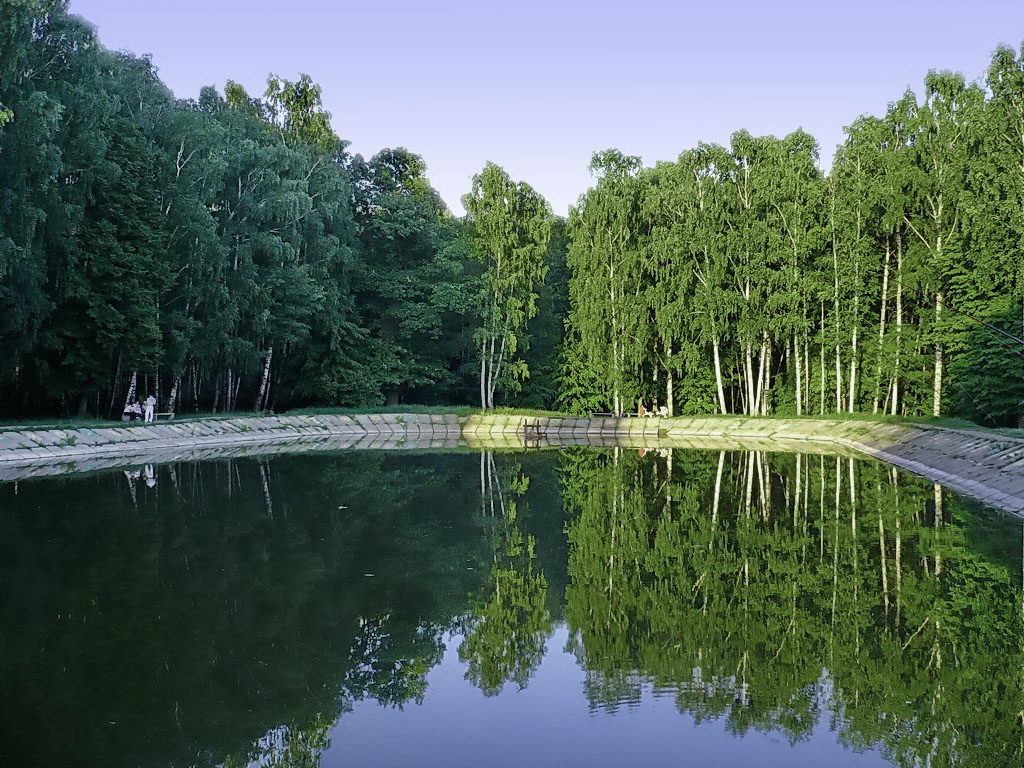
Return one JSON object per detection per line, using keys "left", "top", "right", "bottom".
{"left": 479, "top": 346, "right": 487, "bottom": 409}
{"left": 486, "top": 331, "right": 497, "bottom": 409}
{"left": 848, "top": 241, "right": 861, "bottom": 412}
{"left": 890, "top": 234, "right": 904, "bottom": 415}
{"left": 665, "top": 343, "right": 674, "bottom": 416}
{"left": 764, "top": 338, "right": 772, "bottom": 415}
{"left": 932, "top": 291, "right": 944, "bottom": 417}
{"left": 848, "top": 319, "right": 858, "bottom": 413}
{"left": 753, "top": 342, "right": 767, "bottom": 416}
{"left": 255, "top": 346, "right": 273, "bottom": 411}
{"left": 123, "top": 371, "right": 138, "bottom": 414}
{"left": 609, "top": 272, "right": 621, "bottom": 416}
{"left": 804, "top": 335, "right": 810, "bottom": 415}
{"left": 794, "top": 333, "right": 803, "bottom": 416}
{"left": 831, "top": 209, "right": 843, "bottom": 413}
{"left": 744, "top": 345, "right": 756, "bottom": 416}
{"left": 713, "top": 337, "right": 727, "bottom": 415}
{"left": 834, "top": 344, "right": 843, "bottom": 412}
{"left": 872, "top": 239, "right": 891, "bottom": 414}
{"left": 167, "top": 377, "right": 180, "bottom": 415}
{"left": 819, "top": 303, "right": 826, "bottom": 415}
{"left": 109, "top": 351, "right": 123, "bottom": 418}
{"left": 488, "top": 331, "right": 508, "bottom": 409}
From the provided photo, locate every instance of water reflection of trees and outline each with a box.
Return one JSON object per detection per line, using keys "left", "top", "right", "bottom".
{"left": 559, "top": 447, "right": 1024, "bottom": 768}
{"left": 459, "top": 452, "right": 554, "bottom": 696}
{"left": 2, "top": 448, "right": 1022, "bottom": 767}
{"left": 0, "top": 453, "right": 494, "bottom": 768}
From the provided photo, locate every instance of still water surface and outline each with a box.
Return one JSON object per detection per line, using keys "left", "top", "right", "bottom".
{"left": 1, "top": 449, "right": 1022, "bottom": 767}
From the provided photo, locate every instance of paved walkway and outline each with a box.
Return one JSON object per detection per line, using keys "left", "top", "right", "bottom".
{"left": 1, "top": 413, "right": 1022, "bottom": 513}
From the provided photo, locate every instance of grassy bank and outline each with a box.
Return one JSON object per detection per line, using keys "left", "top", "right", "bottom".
{"left": 0, "top": 410, "right": 269, "bottom": 432}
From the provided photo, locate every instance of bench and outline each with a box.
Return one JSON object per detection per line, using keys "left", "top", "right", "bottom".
{"left": 155, "top": 412, "right": 175, "bottom": 421}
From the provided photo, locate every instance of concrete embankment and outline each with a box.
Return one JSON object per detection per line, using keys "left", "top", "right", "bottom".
{"left": 1, "top": 413, "right": 1023, "bottom": 513}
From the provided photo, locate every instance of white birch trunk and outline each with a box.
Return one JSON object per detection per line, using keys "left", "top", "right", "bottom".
{"left": 890, "top": 238, "right": 904, "bottom": 415}
{"left": 167, "top": 378, "right": 180, "bottom": 415}
{"left": 256, "top": 347, "right": 273, "bottom": 412}
{"left": 479, "top": 347, "right": 487, "bottom": 409}
{"left": 804, "top": 336, "right": 810, "bottom": 415}
{"left": 819, "top": 304, "right": 826, "bottom": 415}
{"left": 872, "top": 240, "right": 891, "bottom": 414}
{"left": 932, "top": 291, "right": 944, "bottom": 417}
{"left": 712, "top": 338, "right": 727, "bottom": 415}
{"left": 123, "top": 371, "right": 137, "bottom": 414}
{"left": 794, "top": 333, "right": 803, "bottom": 416}
{"left": 109, "top": 351, "right": 123, "bottom": 417}
{"left": 666, "top": 343, "right": 674, "bottom": 417}
{"left": 848, "top": 321, "right": 858, "bottom": 413}
{"left": 744, "top": 345, "right": 756, "bottom": 416}
{"left": 753, "top": 341, "right": 767, "bottom": 416}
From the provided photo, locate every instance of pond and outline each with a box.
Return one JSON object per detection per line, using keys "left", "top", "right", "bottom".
{"left": 1, "top": 448, "right": 1021, "bottom": 767}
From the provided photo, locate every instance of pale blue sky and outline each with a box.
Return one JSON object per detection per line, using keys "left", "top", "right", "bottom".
{"left": 72, "top": 0, "right": 1024, "bottom": 215}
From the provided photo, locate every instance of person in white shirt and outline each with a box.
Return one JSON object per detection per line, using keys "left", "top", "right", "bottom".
{"left": 144, "top": 394, "right": 157, "bottom": 423}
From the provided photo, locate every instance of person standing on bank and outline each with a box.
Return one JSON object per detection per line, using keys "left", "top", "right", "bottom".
{"left": 144, "top": 393, "right": 157, "bottom": 423}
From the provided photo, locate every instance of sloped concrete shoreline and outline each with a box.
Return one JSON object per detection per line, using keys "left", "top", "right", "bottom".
{"left": 658, "top": 417, "right": 1024, "bottom": 512}
{"left": 1, "top": 413, "right": 1023, "bottom": 513}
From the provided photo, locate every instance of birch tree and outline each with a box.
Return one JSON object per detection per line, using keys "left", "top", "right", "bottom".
{"left": 565, "top": 150, "right": 645, "bottom": 415}
{"left": 902, "top": 73, "right": 984, "bottom": 416}
{"left": 464, "top": 162, "right": 552, "bottom": 409}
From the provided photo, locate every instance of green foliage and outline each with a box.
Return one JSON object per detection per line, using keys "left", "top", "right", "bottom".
{"left": 952, "top": 300, "right": 1024, "bottom": 424}
{"left": 2, "top": 0, "right": 1023, "bottom": 427}
{"left": 349, "top": 148, "right": 480, "bottom": 405}
{"left": 460, "top": 564, "right": 552, "bottom": 695}
{"left": 0, "top": 3, "right": 497, "bottom": 418}
{"left": 0, "top": 451, "right": 493, "bottom": 767}
{"left": 264, "top": 73, "right": 341, "bottom": 154}
{"left": 559, "top": 447, "right": 1024, "bottom": 765}
{"left": 464, "top": 162, "right": 554, "bottom": 408}
{"left": 2, "top": 439, "right": 1023, "bottom": 765}
{"left": 561, "top": 51, "right": 1024, "bottom": 425}
{"left": 460, "top": 452, "right": 553, "bottom": 695}
{"left": 515, "top": 218, "right": 569, "bottom": 409}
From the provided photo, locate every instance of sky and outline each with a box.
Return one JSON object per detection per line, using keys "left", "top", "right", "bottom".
{"left": 70, "top": 0, "right": 1024, "bottom": 216}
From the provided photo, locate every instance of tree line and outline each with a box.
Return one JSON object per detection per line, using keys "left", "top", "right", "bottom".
{"left": 563, "top": 51, "right": 1024, "bottom": 424}
{"left": 0, "top": 1, "right": 558, "bottom": 418}
{"left": 3, "top": 2, "right": 1024, "bottom": 424}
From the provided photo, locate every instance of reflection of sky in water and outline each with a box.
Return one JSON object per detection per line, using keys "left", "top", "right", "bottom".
{"left": 327, "top": 626, "right": 890, "bottom": 768}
